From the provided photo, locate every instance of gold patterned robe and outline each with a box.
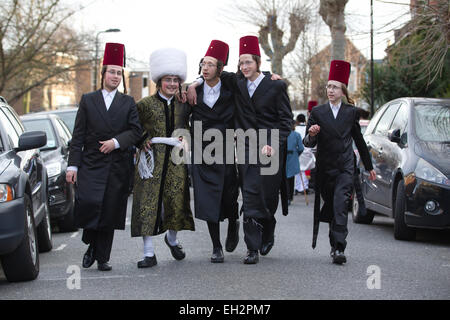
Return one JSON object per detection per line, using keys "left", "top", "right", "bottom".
{"left": 131, "top": 94, "right": 195, "bottom": 237}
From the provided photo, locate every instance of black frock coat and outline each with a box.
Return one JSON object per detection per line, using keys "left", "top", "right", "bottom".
{"left": 222, "top": 73, "right": 293, "bottom": 220}
{"left": 190, "top": 83, "right": 239, "bottom": 223}
{"left": 303, "top": 102, "right": 373, "bottom": 248}
{"left": 68, "top": 90, "right": 142, "bottom": 230}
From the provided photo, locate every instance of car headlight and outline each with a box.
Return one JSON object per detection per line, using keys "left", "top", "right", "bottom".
{"left": 415, "top": 158, "right": 450, "bottom": 186}
{"left": 0, "top": 184, "right": 14, "bottom": 203}
{"left": 46, "top": 162, "right": 62, "bottom": 178}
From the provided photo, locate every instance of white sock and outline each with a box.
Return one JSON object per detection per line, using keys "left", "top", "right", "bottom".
{"left": 166, "top": 230, "right": 178, "bottom": 246}
{"left": 143, "top": 236, "right": 155, "bottom": 258}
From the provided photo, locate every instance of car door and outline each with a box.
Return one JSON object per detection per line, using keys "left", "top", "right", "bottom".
{"left": 364, "top": 102, "right": 401, "bottom": 207}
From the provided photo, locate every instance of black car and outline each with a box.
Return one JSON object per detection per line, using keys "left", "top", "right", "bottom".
{"left": 0, "top": 97, "right": 52, "bottom": 282}
{"left": 32, "top": 107, "right": 78, "bottom": 133}
{"left": 21, "top": 113, "right": 76, "bottom": 232}
{"left": 354, "top": 97, "right": 450, "bottom": 240}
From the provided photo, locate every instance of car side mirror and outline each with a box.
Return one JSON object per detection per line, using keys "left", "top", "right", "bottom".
{"left": 388, "top": 128, "right": 401, "bottom": 143}
{"left": 16, "top": 131, "right": 47, "bottom": 152}
{"left": 67, "top": 139, "right": 71, "bottom": 147}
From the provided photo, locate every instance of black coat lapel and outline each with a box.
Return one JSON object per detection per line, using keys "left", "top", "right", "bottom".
{"left": 107, "top": 91, "right": 123, "bottom": 116}
{"left": 251, "top": 74, "right": 271, "bottom": 102}
{"left": 237, "top": 78, "right": 256, "bottom": 114}
{"left": 94, "top": 90, "right": 114, "bottom": 132}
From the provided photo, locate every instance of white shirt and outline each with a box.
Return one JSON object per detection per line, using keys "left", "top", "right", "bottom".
{"left": 329, "top": 101, "right": 342, "bottom": 119}
{"left": 247, "top": 72, "right": 265, "bottom": 98}
{"left": 203, "top": 80, "right": 221, "bottom": 108}
{"left": 102, "top": 89, "right": 117, "bottom": 111}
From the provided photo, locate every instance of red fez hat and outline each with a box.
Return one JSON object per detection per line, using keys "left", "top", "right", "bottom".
{"left": 239, "top": 36, "right": 261, "bottom": 57}
{"left": 103, "top": 43, "right": 125, "bottom": 67}
{"left": 308, "top": 100, "right": 318, "bottom": 112}
{"left": 205, "top": 40, "right": 229, "bottom": 65}
{"left": 328, "top": 60, "right": 351, "bottom": 86}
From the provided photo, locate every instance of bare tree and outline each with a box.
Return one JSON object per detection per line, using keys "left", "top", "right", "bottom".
{"left": 319, "top": 0, "right": 349, "bottom": 60}
{"left": 0, "top": 0, "right": 94, "bottom": 106}
{"left": 228, "top": 0, "right": 311, "bottom": 77}
{"left": 391, "top": 0, "right": 449, "bottom": 86}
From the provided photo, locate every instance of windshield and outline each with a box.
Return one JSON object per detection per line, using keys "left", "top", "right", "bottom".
{"left": 22, "top": 119, "right": 57, "bottom": 149}
{"left": 57, "top": 111, "right": 77, "bottom": 133}
{"left": 414, "top": 103, "right": 450, "bottom": 143}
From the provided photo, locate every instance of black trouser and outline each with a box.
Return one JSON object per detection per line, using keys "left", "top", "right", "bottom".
{"left": 207, "top": 218, "right": 238, "bottom": 249}
{"left": 353, "top": 171, "right": 367, "bottom": 216}
{"left": 326, "top": 173, "right": 353, "bottom": 252}
{"left": 243, "top": 217, "right": 263, "bottom": 251}
{"left": 82, "top": 229, "right": 115, "bottom": 263}
{"left": 287, "top": 176, "right": 295, "bottom": 201}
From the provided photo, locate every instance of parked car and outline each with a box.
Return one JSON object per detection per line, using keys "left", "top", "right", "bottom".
{"left": 0, "top": 97, "right": 52, "bottom": 282}
{"left": 31, "top": 107, "right": 78, "bottom": 133}
{"left": 21, "top": 113, "right": 76, "bottom": 232}
{"left": 354, "top": 97, "right": 450, "bottom": 240}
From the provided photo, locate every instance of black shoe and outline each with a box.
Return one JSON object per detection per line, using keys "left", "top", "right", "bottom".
{"left": 225, "top": 220, "right": 239, "bottom": 253}
{"left": 137, "top": 255, "right": 157, "bottom": 268}
{"left": 211, "top": 247, "right": 224, "bottom": 263}
{"left": 331, "top": 250, "right": 347, "bottom": 265}
{"left": 97, "top": 262, "right": 112, "bottom": 271}
{"left": 244, "top": 250, "right": 259, "bottom": 264}
{"left": 82, "top": 245, "right": 95, "bottom": 268}
{"left": 260, "top": 240, "right": 274, "bottom": 256}
{"left": 164, "top": 234, "right": 186, "bottom": 260}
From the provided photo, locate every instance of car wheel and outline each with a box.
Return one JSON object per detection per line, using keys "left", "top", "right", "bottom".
{"left": 394, "top": 180, "right": 416, "bottom": 240}
{"left": 0, "top": 194, "right": 39, "bottom": 282}
{"left": 37, "top": 201, "right": 53, "bottom": 252}
{"left": 351, "top": 191, "right": 375, "bottom": 224}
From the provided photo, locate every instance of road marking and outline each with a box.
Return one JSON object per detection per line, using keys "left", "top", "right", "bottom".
{"left": 40, "top": 274, "right": 148, "bottom": 281}
{"left": 54, "top": 244, "right": 67, "bottom": 251}
{"left": 442, "top": 264, "right": 450, "bottom": 267}
{"left": 71, "top": 231, "right": 79, "bottom": 238}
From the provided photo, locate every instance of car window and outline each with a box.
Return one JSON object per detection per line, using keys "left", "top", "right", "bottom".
{"left": 57, "top": 110, "right": 77, "bottom": 133}
{"left": 374, "top": 103, "right": 401, "bottom": 136}
{"left": 0, "top": 108, "right": 20, "bottom": 148}
{"left": 390, "top": 102, "right": 408, "bottom": 134}
{"left": 3, "top": 107, "right": 24, "bottom": 136}
{"left": 57, "top": 118, "right": 72, "bottom": 140}
{"left": 22, "top": 119, "right": 57, "bottom": 149}
{"left": 414, "top": 103, "right": 450, "bottom": 142}
{"left": 53, "top": 118, "right": 70, "bottom": 146}
{"left": 365, "top": 104, "right": 387, "bottom": 135}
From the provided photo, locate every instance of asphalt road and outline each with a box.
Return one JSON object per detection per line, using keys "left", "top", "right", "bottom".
{"left": 1, "top": 189, "right": 449, "bottom": 300}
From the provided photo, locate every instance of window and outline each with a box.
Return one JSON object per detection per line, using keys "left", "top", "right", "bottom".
{"left": 374, "top": 103, "right": 401, "bottom": 136}
{"left": 390, "top": 103, "right": 408, "bottom": 134}
{"left": 22, "top": 119, "right": 57, "bottom": 149}
{"left": 54, "top": 118, "right": 70, "bottom": 146}
{"left": 0, "top": 108, "right": 20, "bottom": 148}
{"left": 414, "top": 103, "right": 450, "bottom": 142}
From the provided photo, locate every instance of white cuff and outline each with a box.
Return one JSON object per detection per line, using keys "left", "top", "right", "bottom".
{"left": 67, "top": 166, "right": 78, "bottom": 172}
{"left": 113, "top": 138, "right": 120, "bottom": 149}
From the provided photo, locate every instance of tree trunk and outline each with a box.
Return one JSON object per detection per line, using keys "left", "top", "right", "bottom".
{"left": 319, "top": 0, "right": 348, "bottom": 61}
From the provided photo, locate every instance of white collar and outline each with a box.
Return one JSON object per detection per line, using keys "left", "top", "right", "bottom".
{"left": 158, "top": 91, "right": 174, "bottom": 104}
{"left": 329, "top": 101, "right": 342, "bottom": 109}
{"left": 247, "top": 72, "right": 265, "bottom": 88}
{"left": 204, "top": 80, "right": 221, "bottom": 93}
{"left": 102, "top": 89, "right": 117, "bottom": 97}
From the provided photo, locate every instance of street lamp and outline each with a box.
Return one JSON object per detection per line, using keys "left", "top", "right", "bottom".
{"left": 93, "top": 28, "right": 121, "bottom": 91}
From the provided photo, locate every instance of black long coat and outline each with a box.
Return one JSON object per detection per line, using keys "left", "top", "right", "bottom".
{"left": 68, "top": 90, "right": 142, "bottom": 230}
{"left": 190, "top": 83, "right": 239, "bottom": 223}
{"left": 303, "top": 102, "right": 373, "bottom": 248}
{"left": 222, "top": 73, "right": 293, "bottom": 220}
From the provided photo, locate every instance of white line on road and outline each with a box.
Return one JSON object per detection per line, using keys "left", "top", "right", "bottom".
{"left": 442, "top": 264, "right": 450, "bottom": 267}
{"left": 54, "top": 244, "right": 67, "bottom": 251}
{"left": 71, "top": 231, "right": 79, "bottom": 238}
{"left": 39, "top": 274, "right": 148, "bottom": 281}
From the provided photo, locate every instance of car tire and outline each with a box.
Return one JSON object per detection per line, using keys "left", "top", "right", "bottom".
{"left": 351, "top": 191, "right": 375, "bottom": 224}
{"left": 37, "top": 201, "right": 53, "bottom": 252}
{"left": 0, "top": 194, "right": 40, "bottom": 282}
{"left": 394, "top": 180, "right": 416, "bottom": 241}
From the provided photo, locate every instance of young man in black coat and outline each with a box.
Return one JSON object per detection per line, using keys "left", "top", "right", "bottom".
{"left": 303, "top": 60, "right": 376, "bottom": 265}
{"left": 190, "top": 40, "right": 239, "bottom": 263}
{"left": 66, "top": 43, "right": 142, "bottom": 271}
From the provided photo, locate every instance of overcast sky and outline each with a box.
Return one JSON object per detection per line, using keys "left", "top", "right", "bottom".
{"left": 67, "top": 0, "right": 411, "bottom": 82}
